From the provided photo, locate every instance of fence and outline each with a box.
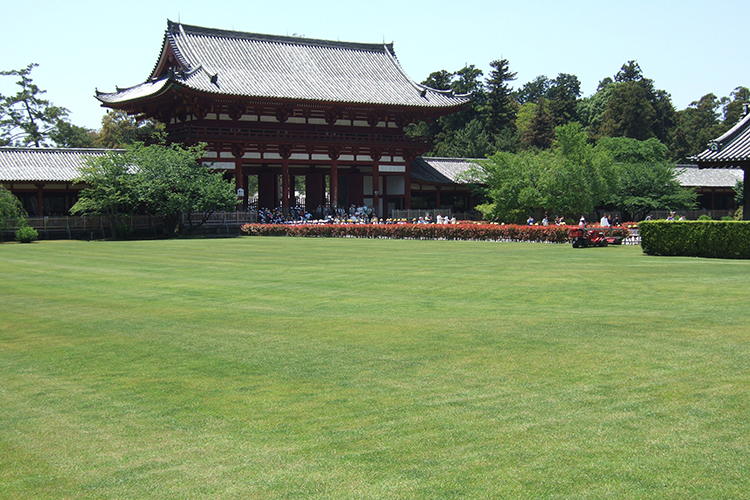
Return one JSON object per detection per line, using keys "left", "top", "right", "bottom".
{"left": 3, "top": 212, "right": 258, "bottom": 240}
{"left": 581, "top": 209, "right": 736, "bottom": 222}
{"left": 644, "top": 209, "right": 735, "bottom": 220}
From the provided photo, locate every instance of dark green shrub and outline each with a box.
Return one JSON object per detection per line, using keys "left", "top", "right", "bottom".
{"left": 697, "top": 214, "right": 712, "bottom": 221}
{"left": 15, "top": 226, "right": 39, "bottom": 243}
{"left": 721, "top": 215, "right": 734, "bottom": 221}
{"left": 640, "top": 220, "right": 750, "bottom": 259}
{"left": 115, "top": 222, "right": 134, "bottom": 239}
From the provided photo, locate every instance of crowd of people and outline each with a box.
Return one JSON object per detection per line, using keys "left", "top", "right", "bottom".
{"left": 254, "top": 205, "right": 459, "bottom": 225}
{"left": 526, "top": 215, "right": 569, "bottom": 226}
{"left": 525, "top": 213, "right": 624, "bottom": 227}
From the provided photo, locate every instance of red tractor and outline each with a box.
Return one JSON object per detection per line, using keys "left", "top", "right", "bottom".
{"left": 569, "top": 227, "right": 622, "bottom": 248}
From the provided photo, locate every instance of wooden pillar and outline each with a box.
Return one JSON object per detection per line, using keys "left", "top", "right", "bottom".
{"left": 329, "top": 146, "right": 341, "bottom": 209}
{"left": 243, "top": 174, "right": 249, "bottom": 208}
{"left": 403, "top": 150, "right": 416, "bottom": 211}
{"left": 280, "top": 145, "right": 292, "bottom": 215}
{"left": 282, "top": 161, "right": 290, "bottom": 215}
{"left": 234, "top": 160, "right": 245, "bottom": 211}
{"left": 436, "top": 187, "right": 441, "bottom": 210}
{"left": 371, "top": 148, "right": 382, "bottom": 217}
{"left": 331, "top": 162, "right": 338, "bottom": 208}
{"left": 289, "top": 174, "right": 296, "bottom": 208}
{"left": 231, "top": 144, "right": 245, "bottom": 211}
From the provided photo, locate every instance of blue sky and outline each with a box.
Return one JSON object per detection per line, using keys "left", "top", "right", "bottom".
{"left": 2, "top": 0, "right": 748, "bottom": 130}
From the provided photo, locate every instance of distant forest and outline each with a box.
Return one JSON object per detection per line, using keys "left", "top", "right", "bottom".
{"left": 408, "top": 59, "right": 748, "bottom": 163}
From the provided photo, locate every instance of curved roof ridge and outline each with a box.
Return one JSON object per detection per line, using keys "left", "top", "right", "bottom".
{"left": 690, "top": 111, "right": 750, "bottom": 165}
{"left": 167, "top": 19, "right": 392, "bottom": 54}
{"left": 173, "top": 23, "right": 200, "bottom": 71}
{"left": 382, "top": 45, "right": 469, "bottom": 102}
{"left": 713, "top": 111, "right": 750, "bottom": 145}
{"left": 0, "top": 146, "right": 125, "bottom": 153}
{"left": 421, "top": 156, "right": 484, "bottom": 161}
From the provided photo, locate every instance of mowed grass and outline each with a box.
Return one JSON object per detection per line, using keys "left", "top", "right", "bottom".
{"left": 1, "top": 237, "right": 749, "bottom": 499}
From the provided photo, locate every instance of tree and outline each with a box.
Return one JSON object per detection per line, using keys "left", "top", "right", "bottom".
{"left": 516, "top": 73, "right": 582, "bottom": 132}
{"left": 547, "top": 73, "right": 582, "bottom": 125}
{"left": 600, "top": 81, "right": 657, "bottom": 140}
{"left": 430, "top": 118, "right": 496, "bottom": 158}
{"left": 597, "top": 136, "right": 697, "bottom": 220}
{"left": 670, "top": 93, "right": 724, "bottom": 162}
{"left": 584, "top": 61, "right": 675, "bottom": 143}
{"left": 485, "top": 59, "right": 518, "bottom": 136}
{"left": 722, "top": 87, "right": 750, "bottom": 125}
{"left": 0, "top": 186, "right": 27, "bottom": 236}
{"left": 412, "top": 64, "right": 488, "bottom": 157}
{"left": 70, "top": 150, "right": 137, "bottom": 238}
{"left": 50, "top": 120, "right": 99, "bottom": 148}
{"left": 97, "top": 110, "right": 164, "bottom": 148}
{"left": 72, "top": 141, "right": 236, "bottom": 237}
{"left": 515, "top": 75, "right": 550, "bottom": 104}
{"left": 128, "top": 141, "right": 236, "bottom": 234}
{"left": 551, "top": 122, "right": 618, "bottom": 215}
{"left": 734, "top": 180, "right": 744, "bottom": 206}
{"left": 578, "top": 80, "right": 615, "bottom": 138}
{"left": 520, "top": 99, "right": 555, "bottom": 150}
{"left": 422, "top": 70, "right": 453, "bottom": 91}
{"left": 0, "top": 63, "right": 69, "bottom": 147}
{"left": 467, "top": 123, "right": 616, "bottom": 222}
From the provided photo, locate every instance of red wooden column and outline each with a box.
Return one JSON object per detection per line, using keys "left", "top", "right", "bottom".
{"left": 329, "top": 146, "right": 341, "bottom": 209}
{"left": 289, "top": 174, "right": 296, "bottom": 208}
{"left": 231, "top": 144, "right": 245, "bottom": 211}
{"left": 280, "top": 146, "right": 292, "bottom": 215}
{"left": 402, "top": 150, "right": 416, "bottom": 210}
{"left": 371, "top": 148, "right": 382, "bottom": 216}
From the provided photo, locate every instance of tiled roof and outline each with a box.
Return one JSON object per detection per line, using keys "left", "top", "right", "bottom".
{"left": 676, "top": 164, "right": 744, "bottom": 188}
{"left": 0, "top": 147, "right": 122, "bottom": 182}
{"left": 690, "top": 112, "right": 750, "bottom": 166}
{"left": 97, "top": 21, "right": 470, "bottom": 109}
{"left": 411, "top": 157, "right": 482, "bottom": 184}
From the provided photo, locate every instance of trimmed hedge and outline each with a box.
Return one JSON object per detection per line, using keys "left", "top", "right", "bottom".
{"left": 240, "top": 223, "right": 630, "bottom": 243}
{"left": 640, "top": 220, "right": 750, "bottom": 259}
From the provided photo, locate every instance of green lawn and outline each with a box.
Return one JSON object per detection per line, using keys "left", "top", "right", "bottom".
{"left": 1, "top": 237, "right": 749, "bottom": 499}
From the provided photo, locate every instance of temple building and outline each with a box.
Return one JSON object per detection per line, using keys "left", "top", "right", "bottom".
{"left": 95, "top": 21, "right": 470, "bottom": 217}
{"left": 690, "top": 106, "right": 750, "bottom": 219}
{"left": 676, "top": 165, "right": 743, "bottom": 213}
{"left": 0, "top": 147, "right": 114, "bottom": 216}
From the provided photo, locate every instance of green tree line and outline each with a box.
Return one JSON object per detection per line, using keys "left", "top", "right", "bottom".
{"left": 409, "top": 59, "right": 748, "bottom": 163}
{"left": 464, "top": 123, "right": 697, "bottom": 224}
